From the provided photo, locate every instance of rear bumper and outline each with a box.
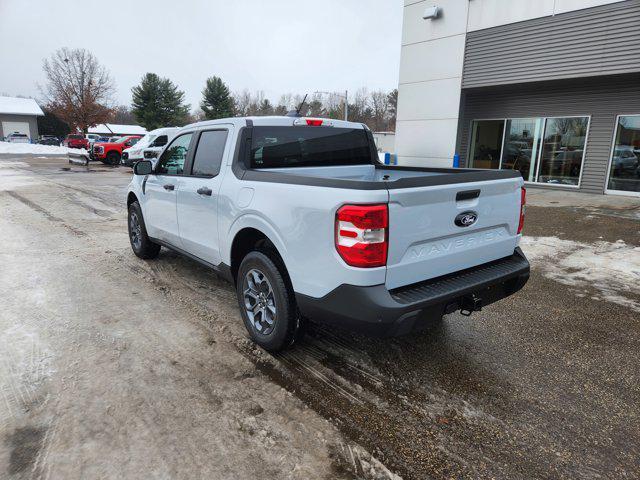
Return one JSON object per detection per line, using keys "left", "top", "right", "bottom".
{"left": 296, "top": 248, "right": 530, "bottom": 337}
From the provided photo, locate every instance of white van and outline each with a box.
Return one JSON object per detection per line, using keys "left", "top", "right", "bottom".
{"left": 121, "top": 127, "right": 179, "bottom": 167}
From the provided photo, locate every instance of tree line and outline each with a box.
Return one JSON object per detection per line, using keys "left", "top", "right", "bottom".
{"left": 37, "top": 48, "right": 397, "bottom": 136}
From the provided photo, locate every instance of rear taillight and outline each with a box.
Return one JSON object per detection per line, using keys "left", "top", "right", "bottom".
{"left": 517, "top": 187, "right": 526, "bottom": 234}
{"left": 335, "top": 204, "right": 388, "bottom": 268}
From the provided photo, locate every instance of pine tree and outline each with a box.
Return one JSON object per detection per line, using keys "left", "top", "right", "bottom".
{"left": 258, "top": 99, "right": 274, "bottom": 116}
{"left": 200, "top": 76, "right": 234, "bottom": 120}
{"left": 131, "top": 73, "right": 190, "bottom": 130}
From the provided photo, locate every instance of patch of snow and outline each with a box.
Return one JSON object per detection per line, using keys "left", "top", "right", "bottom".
{"left": 0, "top": 96, "right": 44, "bottom": 116}
{"left": 0, "top": 141, "right": 87, "bottom": 156}
{"left": 521, "top": 236, "right": 640, "bottom": 312}
{"left": 88, "top": 123, "right": 147, "bottom": 135}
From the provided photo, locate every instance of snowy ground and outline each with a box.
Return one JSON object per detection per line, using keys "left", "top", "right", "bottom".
{"left": 0, "top": 155, "right": 638, "bottom": 479}
{"left": 0, "top": 141, "right": 88, "bottom": 156}
{"left": 521, "top": 236, "right": 640, "bottom": 312}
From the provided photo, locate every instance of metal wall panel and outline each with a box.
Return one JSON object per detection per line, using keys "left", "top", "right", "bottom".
{"left": 457, "top": 74, "right": 640, "bottom": 194}
{"left": 463, "top": 0, "right": 640, "bottom": 89}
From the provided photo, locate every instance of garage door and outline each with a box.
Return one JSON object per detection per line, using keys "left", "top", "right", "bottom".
{"left": 2, "top": 121, "right": 30, "bottom": 139}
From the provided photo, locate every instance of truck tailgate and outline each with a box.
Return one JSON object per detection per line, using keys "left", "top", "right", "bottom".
{"left": 386, "top": 178, "right": 522, "bottom": 290}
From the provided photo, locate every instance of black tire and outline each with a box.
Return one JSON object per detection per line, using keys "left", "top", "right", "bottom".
{"left": 128, "top": 201, "right": 161, "bottom": 259}
{"left": 107, "top": 151, "right": 120, "bottom": 166}
{"left": 236, "top": 251, "right": 302, "bottom": 352}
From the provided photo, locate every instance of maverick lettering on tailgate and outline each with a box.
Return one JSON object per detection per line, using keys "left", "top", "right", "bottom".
{"left": 409, "top": 230, "right": 506, "bottom": 259}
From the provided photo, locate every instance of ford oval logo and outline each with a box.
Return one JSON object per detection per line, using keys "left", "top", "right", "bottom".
{"left": 455, "top": 211, "right": 478, "bottom": 228}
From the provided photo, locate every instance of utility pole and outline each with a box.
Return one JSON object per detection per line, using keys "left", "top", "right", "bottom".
{"left": 344, "top": 90, "right": 349, "bottom": 122}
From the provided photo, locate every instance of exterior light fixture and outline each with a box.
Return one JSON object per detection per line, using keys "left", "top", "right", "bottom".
{"left": 423, "top": 6, "right": 441, "bottom": 19}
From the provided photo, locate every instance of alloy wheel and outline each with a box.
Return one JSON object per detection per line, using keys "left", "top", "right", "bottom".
{"left": 243, "top": 269, "right": 277, "bottom": 335}
{"left": 129, "top": 212, "right": 142, "bottom": 250}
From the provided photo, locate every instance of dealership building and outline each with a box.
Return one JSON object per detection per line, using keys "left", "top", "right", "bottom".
{"left": 396, "top": 0, "right": 640, "bottom": 196}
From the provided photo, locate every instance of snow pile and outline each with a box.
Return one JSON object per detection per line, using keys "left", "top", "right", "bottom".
{"left": 521, "top": 236, "right": 640, "bottom": 312}
{"left": 0, "top": 141, "right": 88, "bottom": 156}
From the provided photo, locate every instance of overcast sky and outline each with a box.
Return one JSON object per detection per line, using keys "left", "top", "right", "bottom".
{"left": 0, "top": 0, "right": 403, "bottom": 111}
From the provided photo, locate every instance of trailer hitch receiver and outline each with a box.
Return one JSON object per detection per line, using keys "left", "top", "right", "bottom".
{"left": 460, "top": 294, "right": 483, "bottom": 317}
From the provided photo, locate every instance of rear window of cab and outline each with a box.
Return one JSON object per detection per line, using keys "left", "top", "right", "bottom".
{"left": 250, "top": 126, "right": 373, "bottom": 169}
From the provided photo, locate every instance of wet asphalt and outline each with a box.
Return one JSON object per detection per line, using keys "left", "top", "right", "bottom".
{"left": 1, "top": 154, "right": 639, "bottom": 479}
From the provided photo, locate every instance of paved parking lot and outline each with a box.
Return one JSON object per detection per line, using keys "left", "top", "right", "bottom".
{"left": 1, "top": 155, "right": 638, "bottom": 479}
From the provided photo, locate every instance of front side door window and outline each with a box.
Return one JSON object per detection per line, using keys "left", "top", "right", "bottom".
{"left": 156, "top": 134, "right": 193, "bottom": 175}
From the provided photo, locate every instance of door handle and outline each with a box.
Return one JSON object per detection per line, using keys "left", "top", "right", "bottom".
{"left": 163, "top": 184, "right": 175, "bottom": 191}
{"left": 197, "top": 187, "right": 213, "bottom": 196}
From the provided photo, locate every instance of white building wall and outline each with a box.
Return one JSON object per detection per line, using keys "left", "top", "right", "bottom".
{"left": 395, "top": 0, "right": 628, "bottom": 168}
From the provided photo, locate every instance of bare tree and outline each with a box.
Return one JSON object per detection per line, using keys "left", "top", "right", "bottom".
{"left": 110, "top": 105, "right": 137, "bottom": 125}
{"left": 371, "top": 90, "right": 390, "bottom": 131}
{"left": 41, "top": 48, "right": 115, "bottom": 132}
{"left": 233, "top": 89, "right": 252, "bottom": 117}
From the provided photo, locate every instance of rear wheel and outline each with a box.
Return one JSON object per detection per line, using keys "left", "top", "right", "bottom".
{"left": 106, "top": 151, "right": 120, "bottom": 166}
{"left": 236, "top": 251, "right": 301, "bottom": 351}
{"left": 128, "top": 201, "right": 161, "bottom": 259}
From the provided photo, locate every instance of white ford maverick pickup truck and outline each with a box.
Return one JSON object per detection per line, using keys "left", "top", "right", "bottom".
{"left": 127, "top": 116, "right": 529, "bottom": 351}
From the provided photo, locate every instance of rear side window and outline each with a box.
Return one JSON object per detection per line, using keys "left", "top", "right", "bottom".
{"left": 192, "top": 130, "right": 228, "bottom": 177}
{"left": 250, "top": 127, "right": 373, "bottom": 168}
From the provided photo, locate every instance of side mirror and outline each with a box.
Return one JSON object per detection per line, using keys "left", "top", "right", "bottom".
{"left": 134, "top": 160, "right": 153, "bottom": 175}
{"left": 125, "top": 142, "right": 132, "bottom": 147}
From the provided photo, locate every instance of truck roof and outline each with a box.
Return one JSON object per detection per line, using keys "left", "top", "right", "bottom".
{"left": 181, "top": 116, "right": 367, "bottom": 132}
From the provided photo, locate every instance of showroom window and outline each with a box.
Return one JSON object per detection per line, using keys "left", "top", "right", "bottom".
{"left": 469, "top": 116, "right": 590, "bottom": 187}
{"left": 607, "top": 115, "right": 640, "bottom": 195}
{"left": 537, "top": 117, "right": 589, "bottom": 186}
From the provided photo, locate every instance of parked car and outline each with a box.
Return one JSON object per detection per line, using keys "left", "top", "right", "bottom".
{"left": 63, "top": 134, "right": 89, "bottom": 149}
{"left": 92, "top": 135, "right": 142, "bottom": 165}
{"left": 126, "top": 116, "right": 530, "bottom": 351}
{"left": 122, "top": 128, "right": 179, "bottom": 167}
{"left": 85, "top": 133, "right": 102, "bottom": 150}
{"left": 611, "top": 146, "right": 639, "bottom": 176}
{"left": 38, "top": 135, "right": 61, "bottom": 146}
{"left": 5, "top": 132, "right": 30, "bottom": 143}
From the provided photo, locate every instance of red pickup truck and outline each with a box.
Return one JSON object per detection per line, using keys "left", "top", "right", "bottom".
{"left": 92, "top": 135, "right": 142, "bottom": 165}
{"left": 63, "top": 134, "right": 89, "bottom": 150}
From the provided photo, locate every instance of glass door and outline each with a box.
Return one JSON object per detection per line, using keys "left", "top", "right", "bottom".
{"left": 501, "top": 118, "right": 544, "bottom": 182}
{"left": 469, "top": 120, "right": 505, "bottom": 169}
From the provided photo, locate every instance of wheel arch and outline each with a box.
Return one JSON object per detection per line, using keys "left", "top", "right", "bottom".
{"left": 127, "top": 192, "right": 139, "bottom": 207}
{"left": 229, "top": 227, "right": 290, "bottom": 288}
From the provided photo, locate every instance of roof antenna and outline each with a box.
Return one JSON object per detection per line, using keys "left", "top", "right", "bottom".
{"left": 287, "top": 94, "right": 308, "bottom": 117}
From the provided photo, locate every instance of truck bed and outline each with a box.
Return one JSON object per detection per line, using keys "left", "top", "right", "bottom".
{"left": 249, "top": 164, "right": 521, "bottom": 190}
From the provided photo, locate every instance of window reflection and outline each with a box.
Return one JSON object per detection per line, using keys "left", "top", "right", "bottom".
{"left": 537, "top": 117, "right": 589, "bottom": 186}
{"left": 608, "top": 115, "right": 640, "bottom": 193}
{"left": 501, "top": 118, "right": 543, "bottom": 182}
